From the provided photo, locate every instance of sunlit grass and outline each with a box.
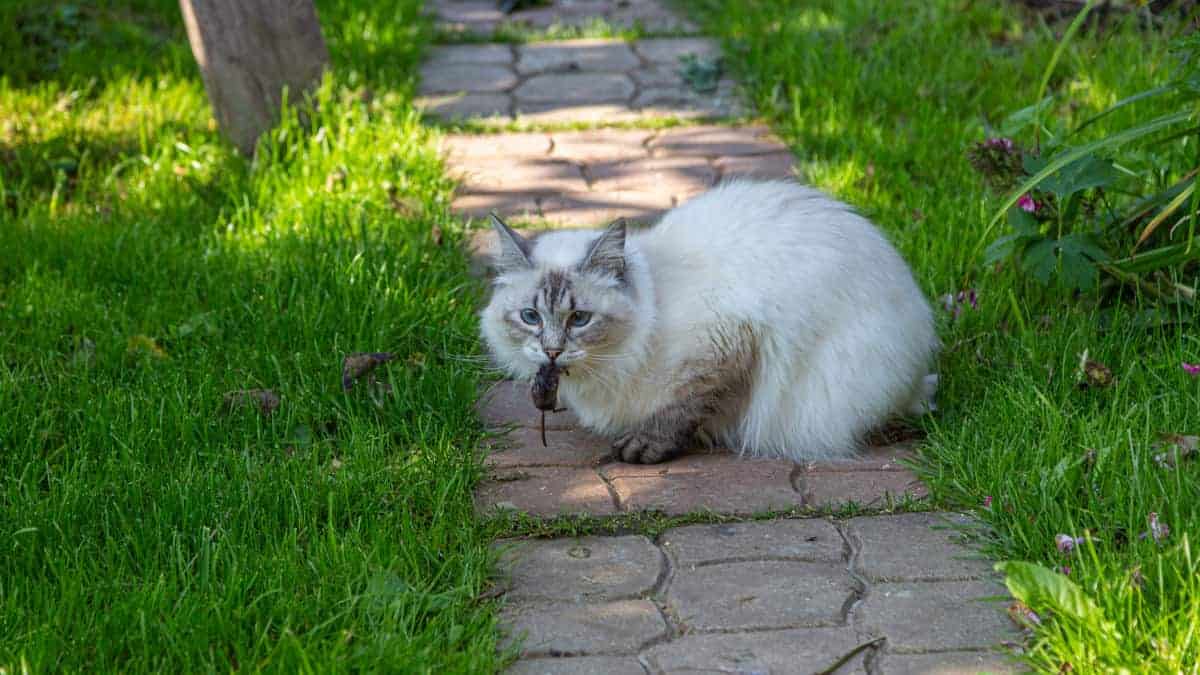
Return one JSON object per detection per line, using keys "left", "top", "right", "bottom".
{"left": 698, "top": 0, "right": 1200, "bottom": 670}
{"left": 0, "top": 1, "right": 501, "bottom": 671}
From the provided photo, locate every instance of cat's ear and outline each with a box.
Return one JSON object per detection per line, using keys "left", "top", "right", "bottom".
{"left": 489, "top": 212, "right": 532, "bottom": 271}
{"left": 579, "top": 218, "right": 627, "bottom": 282}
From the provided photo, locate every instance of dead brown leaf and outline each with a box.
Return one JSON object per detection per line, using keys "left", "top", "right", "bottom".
{"left": 342, "top": 352, "right": 395, "bottom": 391}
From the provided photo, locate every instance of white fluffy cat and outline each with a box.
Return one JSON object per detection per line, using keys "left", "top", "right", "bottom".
{"left": 481, "top": 180, "right": 938, "bottom": 464}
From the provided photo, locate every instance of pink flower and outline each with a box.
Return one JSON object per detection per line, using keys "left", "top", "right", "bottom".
{"left": 1018, "top": 193, "right": 1038, "bottom": 213}
{"left": 985, "top": 137, "right": 1015, "bottom": 152}
{"left": 1183, "top": 362, "right": 1200, "bottom": 376}
{"left": 942, "top": 289, "right": 980, "bottom": 318}
{"left": 1140, "top": 512, "right": 1170, "bottom": 544}
{"left": 1055, "top": 533, "right": 1083, "bottom": 555}
{"left": 982, "top": 495, "right": 993, "bottom": 510}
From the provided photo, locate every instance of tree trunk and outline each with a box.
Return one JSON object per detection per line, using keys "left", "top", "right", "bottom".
{"left": 180, "top": 0, "right": 329, "bottom": 156}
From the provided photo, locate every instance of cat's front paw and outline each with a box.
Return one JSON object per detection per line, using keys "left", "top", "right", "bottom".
{"left": 613, "top": 431, "right": 679, "bottom": 464}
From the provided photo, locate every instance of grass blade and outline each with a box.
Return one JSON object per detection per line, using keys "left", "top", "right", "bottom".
{"left": 1068, "top": 85, "right": 1176, "bottom": 138}
{"left": 1032, "top": 0, "right": 1095, "bottom": 149}
{"left": 987, "top": 110, "right": 1194, "bottom": 230}
{"left": 1134, "top": 179, "right": 1196, "bottom": 250}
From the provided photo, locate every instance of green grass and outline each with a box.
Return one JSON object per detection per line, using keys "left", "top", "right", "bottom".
{"left": 0, "top": 1, "right": 505, "bottom": 671}
{"left": 433, "top": 16, "right": 698, "bottom": 45}
{"left": 695, "top": 0, "right": 1200, "bottom": 671}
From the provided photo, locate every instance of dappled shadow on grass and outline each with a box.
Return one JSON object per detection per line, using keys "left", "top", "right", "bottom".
{"left": 0, "top": 1, "right": 193, "bottom": 88}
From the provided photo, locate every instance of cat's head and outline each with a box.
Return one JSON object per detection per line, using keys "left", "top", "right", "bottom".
{"left": 480, "top": 214, "right": 640, "bottom": 379}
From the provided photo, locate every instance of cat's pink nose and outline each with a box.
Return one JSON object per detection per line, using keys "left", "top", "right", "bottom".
{"left": 544, "top": 349, "right": 562, "bottom": 362}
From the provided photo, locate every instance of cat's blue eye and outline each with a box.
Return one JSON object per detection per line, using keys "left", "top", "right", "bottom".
{"left": 568, "top": 311, "right": 592, "bottom": 328}
{"left": 519, "top": 308, "right": 541, "bottom": 326}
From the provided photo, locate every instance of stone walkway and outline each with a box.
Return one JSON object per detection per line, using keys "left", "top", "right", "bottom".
{"left": 420, "top": 2, "right": 1024, "bottom": 672}
{"left": 495, "top": 515, "right": 1018, "bottom": 674}
{"left": 418, "top": 39, "right": 740, "bottom": 123}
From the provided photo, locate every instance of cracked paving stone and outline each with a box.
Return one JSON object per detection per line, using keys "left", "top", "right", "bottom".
{"left": 715, "top": 151, "right": 798, "bottom": 181}
{"left": 425, "top": 44, "right": 513, "bottom": 67}
{"left": 644, "top": 627, "right": 866, "bottom": 674}
{"left": 494, "top": 536, "right": 662, "bottom": 602}
{"left": 477, "top": 380, "right": 580, "bottom": 430}
{"left": 660, "top": 519, "right": 845, "bottom": 567}
{"left": 550, "top": 129, "right": 653, "bottom": 162}
{"left": 417, "top": 93, "right": 510, "bottom": 120}
{"left": 587, "top": 156, "right": 716, "bottom": 196}
{"left": 848, "top": 512, "right": 994, "bottom": 582}
{"left": 441, "top": 133, "right": 552, "bottom": 161}
{"left": 514, "top": 103, "right": 644, "bottom": 125}
{"left": 879, "top": 650, "right": 1025, "bottom": 674}
{"left": 453, "top": 191, "right": 542, "bottom": 220}
{"left": 537, "top": 190, "right": 669, "bottom": 227}
{"left": 504, "top": 656, "right": 646, "bottom": 675}
{"left": 801, "top": 469, "right": 928, "bottom": 509}
{"left": 484, "top": 425, "right": 613, "bottom": 469}
{"left": 857, "top": 580, "right": 1018, "bottom": 653}
{"left": 515, "top": 73, "right": 635, "bottom": 105}
{"left": 418, "top": 63, "right": 517, "bottom": 94}
{"left": 648, "top": 125, "right": 783, "bottom": 157}
{"left": 603, "top": 453, "right": 801, "bottom": 515}
{"left": 516, "top": 39, "right": 640, "bottom": 75}
{"left": 500, "top": 599, "right": 666, "bottom": 657}
{"left": 476, "top": 466, "right": 614, "bottom": 516}
{"left": 476, "top": 467, "right": 615, "bottom": 516}
{"left": 665, "top": 560, "right": 854, "bottom": 630}
{"left": 804, "top": 441, "right": 917, "bottom": 472}
{"left": 634, "top": 38, "right": 722, "bottom": 65}
{"left": 452, "top": 158, "right": 589, "bottom": 194}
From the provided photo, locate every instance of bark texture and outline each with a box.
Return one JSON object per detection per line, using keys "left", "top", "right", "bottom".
{"left": 180, "top": 0, "right": 329, "bottom": 156}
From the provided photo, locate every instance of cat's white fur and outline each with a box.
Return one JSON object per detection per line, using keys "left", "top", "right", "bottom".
{"left": 482, "top": 180, "right": 938, "bottom": 462}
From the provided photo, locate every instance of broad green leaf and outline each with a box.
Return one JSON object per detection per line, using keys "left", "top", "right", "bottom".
{"left": 1008, "top": 205, "right": 1040, "bottom": 235}
{"left": 1000, "top": 96, "right": 1055, "bottom": 136}
{"left": 984, "top": 232, "right": 1037, "bottom": 265}
{"left": 996, "top": 561, "right": 1119, "bottom": 639}
{"left": 1023, "top": 154, "right": 1120, "bottom": 201}
{"left": 1059, "top": 243, "right": 1100, "bottom": 291}
{"left": 988, "top": 109, "right": 1194, "bottom": 229}
{"left": 1021, "top": 238, "right": 1058, "bottom": 284}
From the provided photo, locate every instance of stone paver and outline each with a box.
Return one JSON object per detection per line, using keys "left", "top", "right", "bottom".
{"left": 476, "top": 466, "right": 615, "bottom": 516}
{"left": 504, "top": 656, "right": 646, "bottom": 675}
{"left": 602, "top": 453, "right": 802, "bottom": 515}
{"left": 485, "top": 426, "right": 612, "bottom": 468}
{"left": 427, "top": 0, "right": 699, "bottom": 39}
{"left": 516, "top": 39, "right": 639, "bottom": 75}
{"left": 495, "top": 536, "right": 663, "bottom": 602}
{"left": 857, "top": 580, "right": 1019, "bottom": 653}
{"left": 447, "top": 125, "right": 794, "bottom": 227}
{"left": 666, "top": 560, "right": 854, "bottom": 630}
{"left": 880, "top": 650, "right": 1023, "bottom": 674}
{"left": 436, "top": 3, "right": 1013, "bottom": 672}
{"left": 644, "top": 628, "right": 868, "bottom": 674}
{"left": 417, "top": 36, "right": 737, "bottom": 123}
{"left": 659, "top": 519, "right": 845, "bottom": 567}
{"left": 494, "top": 522, "right": 1017, "bottom": 672}
{"left": 477, "top": 380, "right": 580, "bottom": 430}
{"left": 800, "top": 470, "right": 930, "bottom": 509}
{"left": 848, "top": 512, "right": 994, "bottom": 582}
{"left": 500, "top": 599, "right": 667, "bottom": 656}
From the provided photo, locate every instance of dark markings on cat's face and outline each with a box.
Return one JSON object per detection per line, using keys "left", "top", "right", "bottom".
{"left": 501, "top": 268, "right": 621, "bottom": 364}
